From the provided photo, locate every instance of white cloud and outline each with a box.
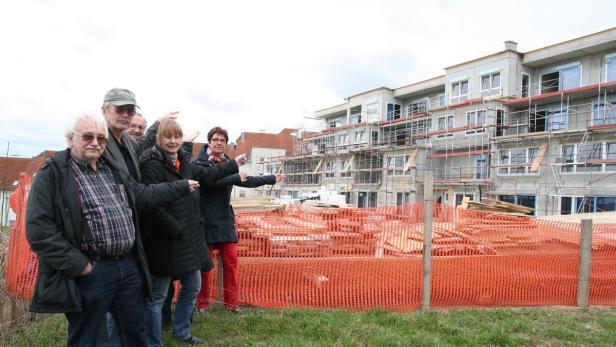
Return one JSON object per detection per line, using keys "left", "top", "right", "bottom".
{"left": 1, "top": 0, "right": 615, "bottom": 156}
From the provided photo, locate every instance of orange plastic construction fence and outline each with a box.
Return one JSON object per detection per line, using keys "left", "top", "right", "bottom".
{"left": 5, "top": 175, "right": 616, "bottom": 311}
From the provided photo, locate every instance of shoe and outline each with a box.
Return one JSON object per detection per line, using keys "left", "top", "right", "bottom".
{"left": 174, "top": 334, "right": 207, "bottom": 345}
{"left": 227, "top": 307, "right": 242, "bottom": 314}
{"left": 196, "top": 306, "right": 211, "bottom": 315}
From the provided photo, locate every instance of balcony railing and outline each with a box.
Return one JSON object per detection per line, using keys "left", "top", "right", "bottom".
{"left": 433, "top": 166, "right": 488, "bottom": 181}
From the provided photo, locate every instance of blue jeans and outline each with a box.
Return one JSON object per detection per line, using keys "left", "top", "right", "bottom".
{"left": 146, "top": 270, "right": 201, "bottom": 346}
{"left": 65, "top": 253, "right": 147, "bottom": 346}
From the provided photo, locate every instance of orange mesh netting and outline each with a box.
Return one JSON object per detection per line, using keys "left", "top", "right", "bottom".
{"left": 5, "top": 175, "right": 37, "bottom": 298}
{"left": 5, "top": 175, "right": 616, "bottom": 310}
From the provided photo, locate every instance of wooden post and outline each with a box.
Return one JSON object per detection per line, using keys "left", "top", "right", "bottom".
{"left": 216, "top": 253, "right": 223, "bottom": 307}
{"left": 577, "top": 219, "right": 592, "bottom": 307}
{"left": 421, "top": 170, "right": 433, "bottom": 312}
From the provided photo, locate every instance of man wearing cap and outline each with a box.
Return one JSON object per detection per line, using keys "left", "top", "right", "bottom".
{"left": 101, "top": 88, "right": 176, "bottom": 181}
{"left": 99, "top": 88, "right": 175, "bottom": 345}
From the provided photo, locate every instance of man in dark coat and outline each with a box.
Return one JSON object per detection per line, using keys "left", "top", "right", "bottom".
{"left": 25, "top": 114, "right": 201, "bottom": 346}
{"left": 193, "top": 126, "right": 283, "bottom": 312}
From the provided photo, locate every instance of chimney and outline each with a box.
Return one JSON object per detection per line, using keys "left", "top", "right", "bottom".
{"left": 504, "top": 40, "right": 518, "bottom": 51}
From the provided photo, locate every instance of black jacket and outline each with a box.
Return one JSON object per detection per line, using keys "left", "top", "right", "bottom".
{"left": 25, "top": 149, "right": 191, "bottom": 313}
{"left": 139, "top": 146, "right": 239, "bottom": 276}
{"left": 193, "top": 145, "right": 276, "bottom": 244}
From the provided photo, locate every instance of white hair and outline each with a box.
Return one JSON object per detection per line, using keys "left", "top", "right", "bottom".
{"left": 65, "top": 114, "right": 109, "bottom": 145}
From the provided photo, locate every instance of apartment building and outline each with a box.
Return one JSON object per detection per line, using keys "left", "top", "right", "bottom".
{"left": 270, "top": 28, "right": 616, "bottom": 216}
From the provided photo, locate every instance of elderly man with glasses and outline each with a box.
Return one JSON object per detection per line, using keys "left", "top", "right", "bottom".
{"left": 25, "top": 114, "right": 211, "bottom": 346}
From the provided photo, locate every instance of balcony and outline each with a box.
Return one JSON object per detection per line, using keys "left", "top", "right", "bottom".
{"left": 433, "top": 166, "right": 489, "bottom": 184}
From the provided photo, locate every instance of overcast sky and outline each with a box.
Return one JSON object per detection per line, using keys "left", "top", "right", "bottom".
{"left": 1, "top": 0, "right": 615, "bottom": 157}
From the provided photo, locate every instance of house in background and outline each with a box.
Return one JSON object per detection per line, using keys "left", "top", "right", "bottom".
{"left": 0, "top": 151, "right": 56, "bottom": 226}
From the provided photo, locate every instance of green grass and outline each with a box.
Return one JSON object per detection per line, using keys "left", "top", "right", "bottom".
{"left": 3, "top": 306, "right": 616, "bottom": 346}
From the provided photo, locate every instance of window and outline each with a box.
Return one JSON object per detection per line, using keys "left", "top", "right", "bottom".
{"left": 562, "top": 196, "right": 616, "bottom": 214}
{"left": 466, "top": 110, "right": 486, "bottom": 134}
{"left": 498, "top": 147, "right": 539, "bottom": 175}
{"left": 561, "top": 142, "right": 614, "bottom": 173}
{"left": 521, "top": 73, "right": 530, "bottom": 98}
{"left": 540, "top": 64, "right": 580, "bottom": 94}
{"left": 350, "top": 113, "right": 362, "bottom": 124}
{"left": 337, "top": 133, "right": 348, "bottom": 146}
{"left": 498, "top": 195, "right": 536, "bottom": 215}
{"left": 480, "top": 72, "right": 501, "bottom": 96}
{"left": 451, "top": 80, "right": 469, "bottom": 103}
{"left": 607, "top": 55, "right": 616, "bottom": 82}
{"left": 592, "top": 96, "right": 616, "bottom": 126}
{"left": 410, "top": 119, "right": 431, "bottom": 135}
{"left": 429, "top": 94, "right": 446, "bottom": 109}
{"left": 324, "top": 161, "right": 335, "bottom": 178}
{"left": 339, "top": 160, "right": 351, "bottom": 177}
{"left": 366, "top": 102, "right": 378, "bottom": 115}
{"left": 396, "top": 192, "right": 410, "bottom": 206}
{"left": 328, "top": 117, "right": 344, "bottom": 128}
{"left": 354, "top": 130, "right": 366, "bottom": 144}
{"left": 386, "top": 103, "right": 401, "bottom": 121}
{"left": 407, "top": 100, "right": 427, "bottom": 115}
{"left": 436, "top": 115, "right": 454, "bottom": 138}
{"left": 547, "top": 109, "right": 567, "bottom": 130}
{"left": 387, "top": 155, "right": 411, "bottom": 176}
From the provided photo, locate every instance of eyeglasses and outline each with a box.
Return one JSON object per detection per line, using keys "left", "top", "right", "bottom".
{"left": 73, "top": 131, "right": 108, "bottom": 145}
{"left": 210, "top": 138, "right": 227, "bottom": 143}
{"left": 114, "top": 105, "right": 136, "bottom": 116}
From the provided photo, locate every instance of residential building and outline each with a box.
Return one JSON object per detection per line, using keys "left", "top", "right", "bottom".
{"left": 0, "top": 151, "right": 56, "bottom": 226}
{"left": 272, "top": 28, "right": 616, "bottom": 216}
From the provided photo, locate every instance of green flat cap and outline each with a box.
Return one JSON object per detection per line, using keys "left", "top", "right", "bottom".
{"left": 104, "top": 88, "right": 140, "bottom": 107}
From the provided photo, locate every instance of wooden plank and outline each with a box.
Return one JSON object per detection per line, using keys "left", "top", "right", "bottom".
{"left": 403, "top": 148, "right": 418, "bottom": 171}
{"left": 276, "top": 161, "right": 285, "bottom": 174}
{"left": 530, "top": 141, "right": 548, "bottom": 172}
{"left": 312, "top": 158, "right": 324, "bottom": 175}
{"left": 343, "top": 154, "right": 355, "bottom": 172}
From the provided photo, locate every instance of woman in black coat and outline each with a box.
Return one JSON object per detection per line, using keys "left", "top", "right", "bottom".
{"left": 193, "top": 127, "right": 283, "bottom": 312}
{"left": 139, "top": 119, "right": 245, "bottom": 345}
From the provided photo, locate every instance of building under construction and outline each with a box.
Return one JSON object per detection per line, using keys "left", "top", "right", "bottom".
{"left": 263, "top": 28, "right": 616, "bottom": 216}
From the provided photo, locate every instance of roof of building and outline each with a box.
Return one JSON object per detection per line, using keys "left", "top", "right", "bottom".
{"left": 0, "top": 150, "right": 56, "bottom": 190}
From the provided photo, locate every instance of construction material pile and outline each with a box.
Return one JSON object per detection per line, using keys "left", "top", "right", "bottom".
{"left": 459, "top": 197, "right": 534, "bottom": 215}
{"left": 230, "top": 196, "right": 285, "bottom": 211}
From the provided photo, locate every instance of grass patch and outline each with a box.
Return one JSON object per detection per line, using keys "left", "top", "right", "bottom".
{"left": 3, "top": 306, "right": 616, "bottom": 346}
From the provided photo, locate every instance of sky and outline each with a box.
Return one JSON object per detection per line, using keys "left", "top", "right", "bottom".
{"left": 1, "top": 0, "right": 615, "bottom": 157}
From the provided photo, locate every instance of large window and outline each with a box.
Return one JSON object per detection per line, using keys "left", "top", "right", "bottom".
{"left": 541, "top": 64, "right": 580, "bottom": 94}
{"left": 386, "top": 103, "right": 401, "bottom": 121}
{"left": 547, "top": 109, "right": 568, "bottom": 130}
{"left": 429, "top": 94, "right": 446, "bottom": 109}
{"left": 366, "top": 102, "right": 379, "bottom": 115}
{"left": 498, "top": 147, "right": 539, "bottom": 175}
{"left": 387, "top": 155, "right": 411, "bottom": 176}
{"left": 561, "top": 196, "right": 616, "bottom": 214}
{"left": 466, "top": 110, "right": 486, "bottom": 134}
{"left": 339, "top": 160, "right": 351, "bottom": 178}
{"left": 451, "top": 80, "right": 469, "bottom": 103}
{"left": 324, "top": 161, "right": 335, "bottom": 178}
{"left": 337, "top": 133, "right": 348, "bottom": 146}
{"left": 561, "top": 142, "right": 615, "bottom": 173}
{"left": 498, "top": 195, "right": 536, "bottom": 215}
{"left": 350, "top": 113, "right": 362, "bottom": 124}
{"left": 436, "top": 115, "right": 454, "bottom": 138}
{"left": 354, "top": 130, "right": 367, "bottom": 144}
{"left": 480, "top": 72, "right": 501, "bottom": 96}
{"left": 328, "top": 117, "right": 344, "bottom": 129}
{"left": 606, "top": 55, "right": 616, "bottom": 82}
{"left": 592, "top": 96, "right": 616, "bottom": 126}
{"left": 407, "top": 100, "right": 427, "bottom": 116}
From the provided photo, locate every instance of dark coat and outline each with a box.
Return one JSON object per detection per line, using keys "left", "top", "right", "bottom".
{"left": 193, "top": 145, "right": 276, "bottom": 244}
{"left": 25, "top": 149, "right": 191, "bottom": 313}
{"left": 139, "top": 146, "right": 239, "bottom": 277}
{"left": 103, "top": 121, "right": 159, "bottom": 181}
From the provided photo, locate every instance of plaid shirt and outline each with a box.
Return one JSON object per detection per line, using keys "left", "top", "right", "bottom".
{"left": 70, "top": 156, "right": 135, "bottom": 257}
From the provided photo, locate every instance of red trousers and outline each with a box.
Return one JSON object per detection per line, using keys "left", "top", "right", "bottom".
{"left": 196, "top": 242, "right": 239, "bottom": 309}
